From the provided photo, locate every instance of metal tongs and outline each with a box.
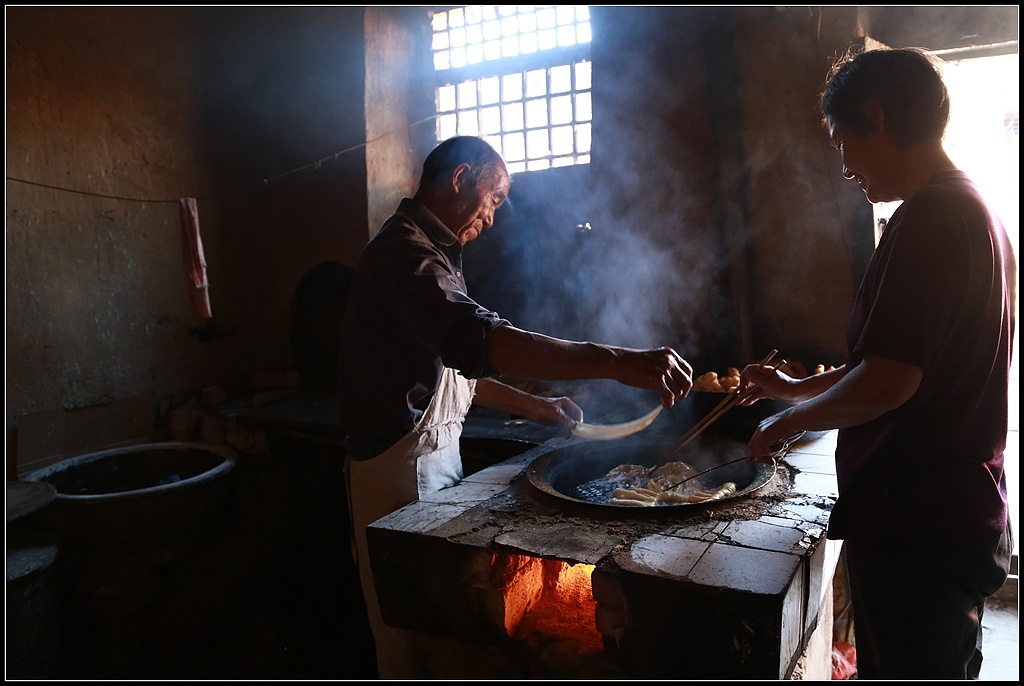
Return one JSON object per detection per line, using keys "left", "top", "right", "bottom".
{"left": 663, "top": 432, "right": 804, "bottom": 492}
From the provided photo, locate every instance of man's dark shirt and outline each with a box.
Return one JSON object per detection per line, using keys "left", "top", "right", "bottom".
{"left": 338, "top": 197, "right": 508, "bottom": 461}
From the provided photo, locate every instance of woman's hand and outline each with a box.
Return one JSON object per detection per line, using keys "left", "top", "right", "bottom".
{"left": 748, "top": 408, "right": 800, "bottom": 464}
{"left": 739, "top": 362, "right": 801, "bottom": 406}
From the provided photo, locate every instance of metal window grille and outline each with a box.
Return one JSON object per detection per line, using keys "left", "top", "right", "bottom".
{"left": 431, "top": 5, "right": 592, "bottom": 174}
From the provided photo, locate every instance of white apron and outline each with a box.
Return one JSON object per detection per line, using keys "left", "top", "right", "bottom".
{"left": 345, "top": 367, "right": 476, "bottom": 678}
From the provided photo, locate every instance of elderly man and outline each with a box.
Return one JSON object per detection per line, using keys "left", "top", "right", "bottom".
{"left": 338, "top": 135, "right": 693, "bottom": 677}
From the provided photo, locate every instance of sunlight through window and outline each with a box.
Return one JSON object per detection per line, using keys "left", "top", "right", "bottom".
{"left": 432, "top": 5, "right": 592, "bottom": 174}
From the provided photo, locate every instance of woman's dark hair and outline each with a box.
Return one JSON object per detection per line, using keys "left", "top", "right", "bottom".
{"left": 821, "top": 47, "right": 950, "bottom": 148}
{"left": 419, "top": 135, "right": 506, "bottom": 189}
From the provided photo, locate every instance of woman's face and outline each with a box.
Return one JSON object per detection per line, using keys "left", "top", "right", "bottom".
{"left": 828, "top": 118, "right": 901, "bottom": 204}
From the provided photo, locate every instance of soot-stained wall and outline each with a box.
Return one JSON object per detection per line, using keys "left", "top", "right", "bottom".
{"left": 6, "top": 6, "right": 368, "bottom": 474}
{"left": 6, "top": 6, "right": 1016, "bottom": 474}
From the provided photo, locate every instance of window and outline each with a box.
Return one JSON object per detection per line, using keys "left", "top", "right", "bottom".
{"left": 431, "top": 5, "right": 592, "bottom": 174}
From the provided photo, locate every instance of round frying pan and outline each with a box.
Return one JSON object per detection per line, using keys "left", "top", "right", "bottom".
{"left": 525, "top": 434, "right": 775, "bottom": 509}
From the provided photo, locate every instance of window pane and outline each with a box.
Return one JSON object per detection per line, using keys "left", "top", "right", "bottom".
{"left": 480, "top": 76, "right": 500, "bottom": 105}
{"left": 518, "top": 10, "right": 537, "bottom": 33}
{"left": 433, "top": 51, "right": 451, "bottom": 71}
{"left": 457, "top": 81, "right": 478, "bottom": 109}
{"left": 577, "top": 21, "right": 592, "bottom": 43}
{"left": 575, "top": 91, "right": 592, "bottom": 122}
{"left": 501, "top": 35, "right": 520, "bottom": 58}
{"left": 525, "top": 98, "right": 548, "bottom": 128}
{"left": 450, "top": 47, "right": 468, "bottom": 68}
{"left": 575, "top": 60, "right": 591, "bottom": 90}
{"left": 538, "top": 28, "right": 557, "bottom": 51}
{"left": 437, "top": 85, "right": 456, "bottom": 112}
{"left": 450, "top": 26, "right": 467, "bottom": 48}
{"left": 449, "top": 7, "right": 465, "bottom": 27}
{"left": 527, "top": 158, "right": 552, "bottom": 171}
{"left": 438, "top": 113, "right": 457, "bottom": 140}
{"left": 466, "top": 23, "right": 483, "bottom": 44}
{"left": 550, "top": 64, "right": 571, "bottom": 93}
{"left": 501, "top": 15, "right": 519, "bottom": 37}
{"left": 432, "top": 31, "right": 450, "bottom": 51}
{"left": 484, "top": 41, "right": 502, "bottom": 61}
{"left": 482, "top": 18, "right": 501, "bottom": 40}
{"left": 551, "top": 125, "right": 574, "bottom": 155}
{"left": 503, "top": 132, "right": 526, "bottom": 162}
{"left": 536, "top": 7, "right": 556, "bottom": 29}
{"left": 520, "top": 32, "right": 538, "bottom": 54}
{"left": 502, "top": 102, "right": 525, "bottom": 131}
{"left": 457, "top": 110, "right": 479, "bottom": 136}
{"left": 526, "top": 129, "right": 550, "bottom": 158}
{"left": 556, "top": 5, "right": 576, "bottom": 24}
{"left": 557, "top": 25, "right": 576, "bottom": 47}
{"left": 483, "top": 132, "right": 502, "bottom": 153}
{"left": 481, "top": 106, "right": 501, "bottom": 135}
{"left": 551, "top": 94, "right": 572, "bottom": 125}
{"left": 502, "top": 73, "right": 523, "bottom": 101}
{"left": 431, "top": 12, "right": 448, "bottom": 32}
{"left": 465, "top": 5, "right": 483, "bottom": 24}
{"left": 467, "top": 43, "right": 484, "bottom": 65}
{"left": 525, "top": 69, "right": 547, "bottom": 97}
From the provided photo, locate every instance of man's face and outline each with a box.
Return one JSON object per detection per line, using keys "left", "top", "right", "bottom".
{"left": 452, "top": 166, "right": 510, "bottom": 245}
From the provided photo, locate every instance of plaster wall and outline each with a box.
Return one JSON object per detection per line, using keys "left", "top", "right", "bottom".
{"left": 6, "top": 6, "right": 369, "bottom": 474}
{"left": 6, "top": 7, "right": 214, "bottom": 472}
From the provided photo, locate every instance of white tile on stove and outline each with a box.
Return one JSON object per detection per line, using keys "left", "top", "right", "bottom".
{"left": 371, "top": 500, "right": 473, "bottom": 533}
{"left": 461, "top": 459, "right": 529, "bottom": 485}
{"left": 787, "top": 430, "right": 838, "bottom": 457}
{"left": 421, "top": 478, "right": 507, "bottom": 504}
{"left": 690, "top": 543, "right": 801, "bottom": 595}
{"left": 662, "top": 519, "right": 730, "bottom": 542}
{"left": 791, "top": 471, "right": 838, "bottom": 498}
{"left": 781, "top": 452, "right": 836, "bottom": 475}
{"left": 774, "top": 498, "right": 835, "bottom": 528}
{"left": 613, "top": 533, "right": 709, "bottom": 579}
{"left": 721, "top": 518, "right": 812, "bottom": 555}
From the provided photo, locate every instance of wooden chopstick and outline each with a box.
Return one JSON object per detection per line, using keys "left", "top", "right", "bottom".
{"left": 674, "top": 349, "right": 779, "bottom": 452}
{"left": 673, "top": 390, "right": 741, "bottom": 452}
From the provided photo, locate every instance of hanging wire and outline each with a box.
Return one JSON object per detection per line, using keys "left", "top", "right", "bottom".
{"left": 5, "top": 114, "right": 438, "bottom": 205}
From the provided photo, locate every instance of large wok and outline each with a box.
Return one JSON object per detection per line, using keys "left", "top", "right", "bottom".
{"left": 525, "top": 433, "right": 775, "bottom": 509}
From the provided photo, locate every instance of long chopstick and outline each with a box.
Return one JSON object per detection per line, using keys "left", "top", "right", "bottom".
{"left": 674, "top": 349, "right": 779, "bottom": 453}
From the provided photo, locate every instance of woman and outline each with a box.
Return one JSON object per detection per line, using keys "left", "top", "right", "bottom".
{"left": 741, "top": 47, "right": 1015, "bottom": 679}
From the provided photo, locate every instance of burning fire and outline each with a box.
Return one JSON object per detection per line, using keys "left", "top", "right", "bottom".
{"left": 510, "top": 559, "right": 601, "bottom": 655}
{"left": 553, "top": 561, "right": 595, "bottom": 605}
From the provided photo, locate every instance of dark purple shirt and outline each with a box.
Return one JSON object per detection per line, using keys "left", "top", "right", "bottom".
{"left": 338, "top": 197, "right": 508, "bottom": 460}
{"left": 829, "top": 171, "right": 1015, "bottom": 554}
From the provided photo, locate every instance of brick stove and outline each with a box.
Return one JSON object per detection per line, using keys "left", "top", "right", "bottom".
{"left": 367, "top": 420, "right": 842, "bottom": 679}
